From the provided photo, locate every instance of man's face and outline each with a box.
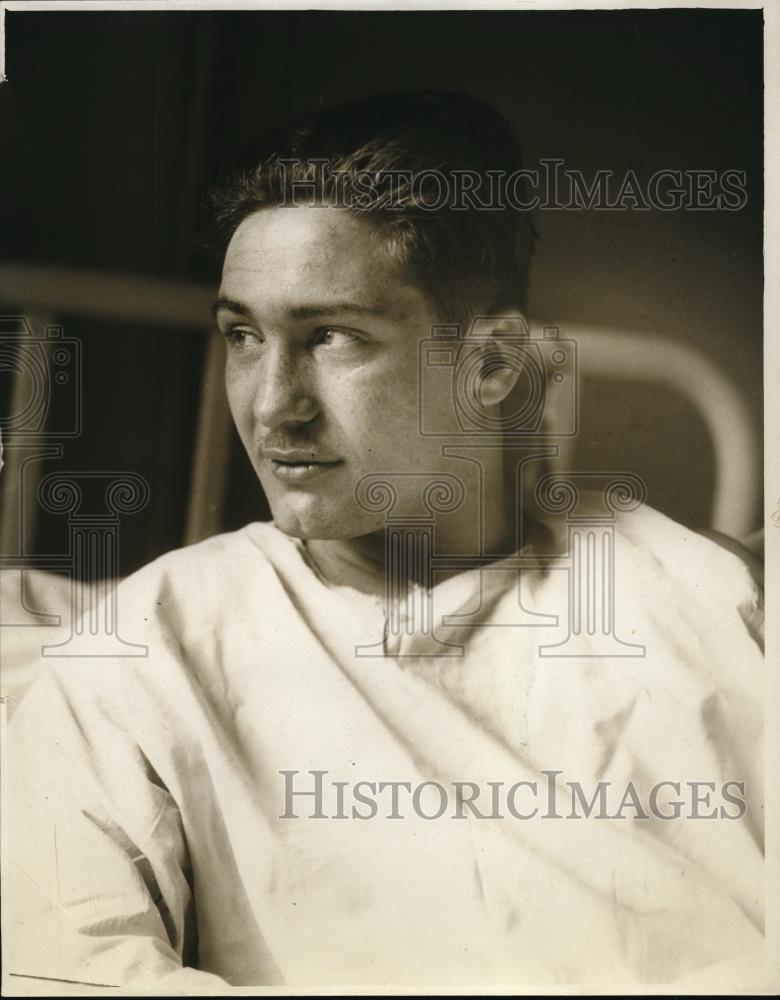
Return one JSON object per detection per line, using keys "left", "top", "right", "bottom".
{"left": 216, "top": 206, "right": 457, "bottom": 540}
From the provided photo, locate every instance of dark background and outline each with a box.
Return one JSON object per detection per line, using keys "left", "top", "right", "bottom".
{"left": 1, "top": 9, "right": 763, "bottom": 576}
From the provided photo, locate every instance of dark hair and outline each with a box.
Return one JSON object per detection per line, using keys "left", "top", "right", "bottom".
{"left": 210, "top": 91, "right": 537, "bottom": 324}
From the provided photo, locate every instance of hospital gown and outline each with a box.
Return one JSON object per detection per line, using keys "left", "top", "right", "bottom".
{"left": 4, "top": 498, "right": 765, "bottom": 991}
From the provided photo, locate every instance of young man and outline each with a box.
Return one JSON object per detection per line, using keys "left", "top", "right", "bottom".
{"left": 5, "top": 92, "right": 764, "bottom": 991}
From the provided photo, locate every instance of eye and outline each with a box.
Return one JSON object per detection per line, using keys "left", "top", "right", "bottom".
{"left": 314, "top": 327, "right": 362, "bottom": 349}
{"left": 222, "top": 326, "right": 263, "bottom": 349}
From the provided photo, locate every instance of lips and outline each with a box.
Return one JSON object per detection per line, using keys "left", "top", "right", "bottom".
{"left": 263, "top": 451, "right": 343, "bottom": 484}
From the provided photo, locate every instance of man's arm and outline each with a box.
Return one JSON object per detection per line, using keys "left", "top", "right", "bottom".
{"left": 4, "top": 661, "right": 229, "bottom": 993}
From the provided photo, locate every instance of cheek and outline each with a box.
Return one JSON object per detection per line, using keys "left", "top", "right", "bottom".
{"left": 324, "top": 354, "right": 422, "bottom": 432}
{"left": 225, "top": 365, "right": 254, "bottom": 436}
{"left": 334, "top": 401, "right": 443, "bottom": 483}
{"left": 333, "top": 384, "right": 420, "bottom": 462}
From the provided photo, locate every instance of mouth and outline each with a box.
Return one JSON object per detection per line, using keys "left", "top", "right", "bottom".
{"left": 266, "top": 457, "right": 343, "bottom": 483}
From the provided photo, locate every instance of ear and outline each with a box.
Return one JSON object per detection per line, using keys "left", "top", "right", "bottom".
{"left": 470, "top": 313, "right": 529, "bottom": 408}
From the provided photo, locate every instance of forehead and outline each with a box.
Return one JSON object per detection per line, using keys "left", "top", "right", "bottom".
{"left": 220, "top": 207, "right": 429, "bottom": 320}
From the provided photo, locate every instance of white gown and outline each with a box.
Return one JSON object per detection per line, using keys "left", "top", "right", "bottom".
{"left": 4, "top": 499, "right": 765, "bottom": 991}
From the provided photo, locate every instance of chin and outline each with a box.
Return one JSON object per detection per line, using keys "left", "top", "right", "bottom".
{"left": 268, "top": 496, "right": 375, "bottom": 541}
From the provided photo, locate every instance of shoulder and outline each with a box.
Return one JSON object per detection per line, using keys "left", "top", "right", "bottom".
{"left": 101, "top": 521, "right": 313, "bottom": 664}
{"left": 10, "top": 522, "right": 299, "bottom": 713}
{"left": 114, "top": 521, "right": 291, "bottom": 614}
{"left": 605, "top": 498, "right": 764, "bottom": 656}
{"left": 127, "top": 521, "right": 280, "bottom": 583}
{"left": 533, "top": 490, "right": 763, "bottom": 648}
{"left": 544, "top": 490, "right": 760, "bottom": 600}
{"left": 609, "top": 501, "right": 761, "bottom": 621}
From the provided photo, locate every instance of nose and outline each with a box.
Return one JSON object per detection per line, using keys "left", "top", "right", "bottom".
{"left": 252, "top": 345, "right": 319, "bottom": 430}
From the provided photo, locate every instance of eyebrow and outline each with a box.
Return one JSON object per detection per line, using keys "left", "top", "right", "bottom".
{"left": 212, "top": 297, "right": 249, "bottom": 319}
{"left": 211, "top": 297, "right": 407, "bottom": 322}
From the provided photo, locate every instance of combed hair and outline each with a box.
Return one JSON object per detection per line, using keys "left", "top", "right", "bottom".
{"left": 209, "top": 91, "right": 537, "bottom": 325}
